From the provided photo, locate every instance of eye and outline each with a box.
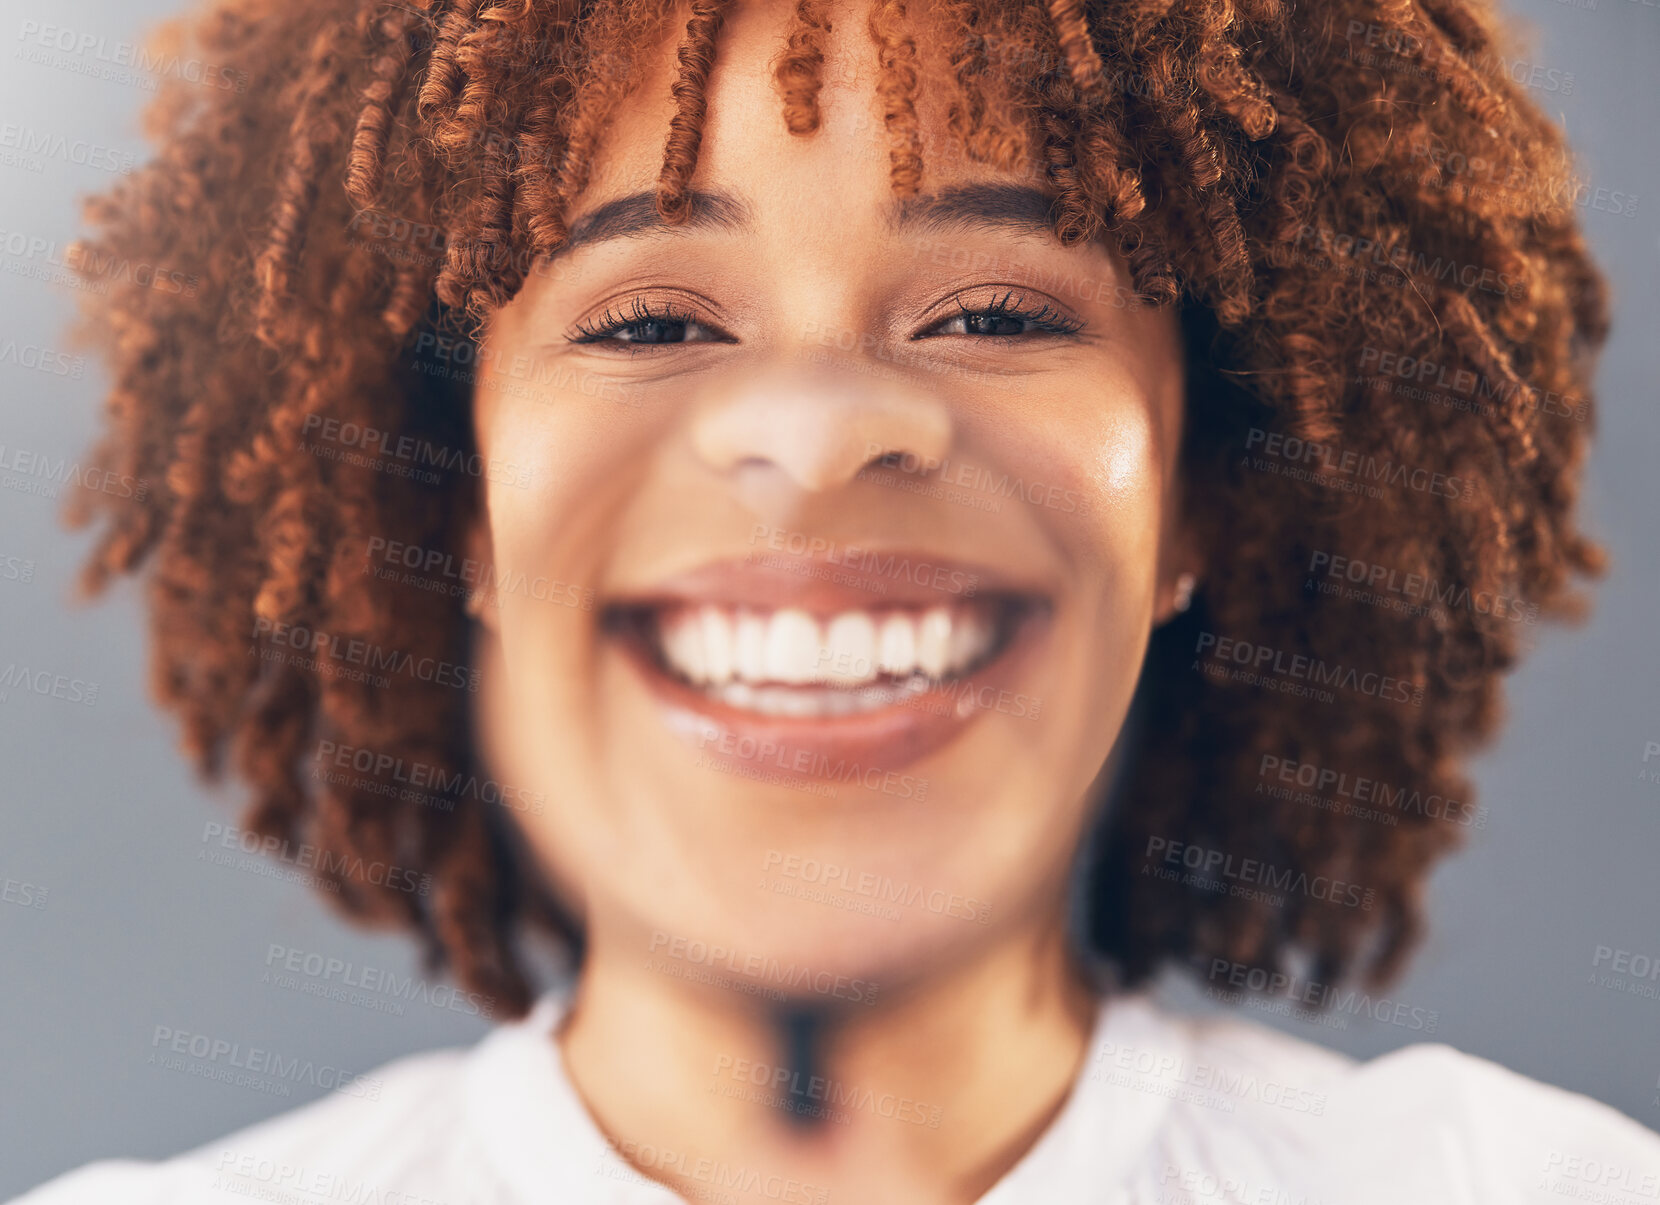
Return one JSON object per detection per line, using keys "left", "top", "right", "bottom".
{"left": 918, "top": 289, "right": 1085, "bottom": 339}
{"left": 569, "top": 296, "right": 733, "bottom": 349}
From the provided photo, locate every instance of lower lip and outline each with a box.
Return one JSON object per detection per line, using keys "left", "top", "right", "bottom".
{"left": 606, "top": 603, "right": 1052, "bottom": 785}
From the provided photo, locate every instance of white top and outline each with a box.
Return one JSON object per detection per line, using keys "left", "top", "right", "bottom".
{"left": 13, "top": 987, "right": 1660, "bottom": 1204}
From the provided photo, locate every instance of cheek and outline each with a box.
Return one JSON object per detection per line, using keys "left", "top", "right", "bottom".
{"left": 1094, "top": 410, "right": 1160, "bottom": 500}
{"left": 473, "top": 352, "right": 658, "bottom": 586}
{"left": 1056, "top": 405, "right": 1169, "bottom": 591}
{"left": 473, "top": 305, "right": 647, "bottom": 515}
{"left": 470, "top": 363, "right": 671, "bottom": 779}
{"left": 1040, "top": 408, "right": 1166, "bottom": 735}
{"left": 471, "top": 404, "right": 594, "bottom": 730}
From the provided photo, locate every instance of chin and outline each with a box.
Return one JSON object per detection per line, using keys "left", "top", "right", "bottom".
{"left": 640, "top": 890, "right": 1001, "bottom": 1012}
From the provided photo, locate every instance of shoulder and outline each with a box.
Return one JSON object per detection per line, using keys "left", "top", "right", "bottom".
{"left": 7, "top": 1044, "right": 492, "bottom": 1205}
{"left": 1137, "top": 1002, "right": 1660, "bottom": 1203}
{"left": 1328, "top": 1040, "right": 1660, "bottom": 1199}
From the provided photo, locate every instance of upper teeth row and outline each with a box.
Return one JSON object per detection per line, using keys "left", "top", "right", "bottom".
{"left": 656, "top": 605, "right": 996, "bottom": 687}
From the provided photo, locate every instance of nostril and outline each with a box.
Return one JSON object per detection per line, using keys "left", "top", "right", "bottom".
{"left": 688, "top": 377, "right": 955, "bottom": 494}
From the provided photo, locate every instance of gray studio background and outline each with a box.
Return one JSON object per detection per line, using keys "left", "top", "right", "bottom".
{"left": 1, "top": 0, "right": 1657, "bottom": 1195}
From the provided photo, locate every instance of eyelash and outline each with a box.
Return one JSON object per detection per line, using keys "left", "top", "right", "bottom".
{"left": 569, "top": 296, "right": 722, "bottom": 347}
{"left": 568, "top": 289, "right": 1084, "bottom": 349}
{"left": 931, "top": 289, "right": 1085, "bottom": 339}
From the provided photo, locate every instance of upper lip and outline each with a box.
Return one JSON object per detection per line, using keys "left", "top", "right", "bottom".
{"left": 602, "top": 551, "right": 1051, "bottom": 614}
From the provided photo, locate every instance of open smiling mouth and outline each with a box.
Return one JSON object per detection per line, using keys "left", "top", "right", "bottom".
{"left": 600, "top": 558, "right": 1052, "bottom": 775}
{"left": 615, "top": 597, "right": 1027, "bottom": 716}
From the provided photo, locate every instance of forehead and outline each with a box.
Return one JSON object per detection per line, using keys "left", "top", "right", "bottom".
{"left": 570, "top": 0, "right": 1052, "bottom": 221}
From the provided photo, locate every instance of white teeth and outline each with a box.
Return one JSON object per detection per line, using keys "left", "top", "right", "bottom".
{"left": 823, "top": 612, "right": 878, "bottom": 685}
{"left": 719, "top": 680, "right": 756, "bottom": 710}
{"left": 915, "top": 607, "right": 952, "bottom": 679}
{"left": 822, "top": 689, "right": 863, "bottom": 716}
{"left": 733, "top": 612, "right": 767, "bottom": 680}
{"left": 877, "top": 613, "right": 916, "bottom": 676}
{"left": 698, "top": 606, "right": 734, "bottom": 684}
{"left": 765, "top": 608, "right": 821, "bottom": 685}
{"left": 711, "top": 678, "right": 930, "bottom": 717}
{"left": 660, "top": 612, "right": 706, "bottom": 682}
{"left": 653, "top": 603, "right": 1000, "bottom": 694}
{"left": 948, "top": 607, "right": 992, "bottom": 673}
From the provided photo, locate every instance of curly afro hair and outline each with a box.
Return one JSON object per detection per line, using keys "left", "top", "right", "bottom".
{"left": 67, "top": 0, "right": 1606, "bottom": 1018}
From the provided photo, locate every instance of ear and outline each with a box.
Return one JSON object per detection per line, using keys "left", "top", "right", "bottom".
{"left": 462, "top": 500, "right": 501, "bottom": 634}
{"left": 1151, "top": 491, "right": 1204, "bottom": 629}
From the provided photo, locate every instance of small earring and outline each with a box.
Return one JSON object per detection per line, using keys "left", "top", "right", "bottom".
{"left": 1172, "top": 572, "right": 1197, "bottom": 614}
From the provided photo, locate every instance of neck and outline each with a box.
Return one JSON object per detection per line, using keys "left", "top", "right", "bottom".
{"left": 560, "top": 914, "right": 1101, "bottom": 1205}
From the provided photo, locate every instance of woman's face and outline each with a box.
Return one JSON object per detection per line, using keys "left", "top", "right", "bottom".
{"left": 473, "top": 1, "right": 1189, "bottom": 996}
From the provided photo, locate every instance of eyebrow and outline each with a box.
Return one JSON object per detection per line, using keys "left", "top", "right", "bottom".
{"left": 891, "top": 182, "right": 1061, "bottom": 240}
{"left": 557, "top": 188, "right": 751, "bottom": 257}
{"left": 552, "top": 182, "right": 1063, "bottom": 258}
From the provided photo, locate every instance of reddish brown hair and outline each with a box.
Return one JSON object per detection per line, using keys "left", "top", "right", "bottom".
{"left": 69, "top": 0, "right": 1606, "bottom": 1017}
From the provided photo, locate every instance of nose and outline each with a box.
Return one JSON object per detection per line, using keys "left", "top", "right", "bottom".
{"left": 688, "top": 364, "right": 954, "bottom": 495}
